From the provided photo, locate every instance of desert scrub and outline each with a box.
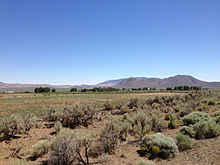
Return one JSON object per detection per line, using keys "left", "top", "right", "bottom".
{"left": 54, "top": 121, "right": 62, "bottom": 133}
{"left": 6, "top": 160, "right": 27, "bottom": 165}
{"left": 120, "top": 105, "right": 131, "bottom": 114}
{"left": 0, "top": 113, "right": 36, "bottom": 141}
{"left": 136, "top": 159, "right": 156, "bottom": 165}
{"left": 150, "top": 110, "right": 167, "bottom": 132}
{"left": 165, "top": 113, "right": 182, "bottom": 129}
{"left": 128, "top": 110, "right": 166, "bottom": 140}
{"left": 26, "top": 139, "right": 52, "bottom": 160}
{"left": 211, "top": 111, "right": 220, "bottom": 125}
{"left": 103, "top": 100, "right": 114, "bottom": 110}
{"left": 176, "top": 133, "right": 193, "bottom": 151}
{"left": 132, "top": 122, "right": 151, "bottom": 141}
{"left": 129, "top": 111, "right": 152, "bottom": 140}
{"left": 48, "top": 132, "right": 76, "bottom": 165}
{"left": 128, "top": 98, "right": 140, "bottom": 109}
{"left": 45, "top": 103, "right": 96, "bottom": 128}
{"left": 23, "top": 113, "right": 37, "bottom": 133}
{"left": 193, "top": 119, "right": 220, "bottom": 139}
{"left": 48, "top": 129, "right": 96, "bottom": 165}
{"left": 98, "top": 117, "right": 131, "bottom": 154}
{"left": 140, "top": 133, "right": 178, "bottom": 159}
{"left": 182, "top": 112, "right": 212, "bottom": 126}
{"left": 179, "top": 126, "right": 195, "bottom": 138}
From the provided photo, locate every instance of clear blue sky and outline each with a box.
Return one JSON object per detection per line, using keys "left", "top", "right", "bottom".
{"left": 0, "top": 0, "right": 220, "bottom": 85}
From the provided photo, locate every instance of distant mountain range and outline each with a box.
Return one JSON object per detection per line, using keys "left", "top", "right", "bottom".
{"left": 1, "top": 75, "right": 220, "bottom": 90}
{"left": 97, "top": 77, "right": 148, "bottom": 87}
{"left": 114, "top": 75, "right": 220, "bottom": 88}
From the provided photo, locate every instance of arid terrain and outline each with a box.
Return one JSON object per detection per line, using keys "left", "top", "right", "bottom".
{"left": 0, "top": 91, "right": 220, "bottom": 165}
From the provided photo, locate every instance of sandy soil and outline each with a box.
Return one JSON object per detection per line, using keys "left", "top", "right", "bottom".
{"left": 0, "top": 120, "right": 219, "bottom": 165}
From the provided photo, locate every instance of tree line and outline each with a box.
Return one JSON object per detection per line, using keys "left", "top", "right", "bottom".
{"left": 166, "top": 86, "right": 201, "bottom": 91}
{"left": 34, "top": 87, "right": 56, "bottom": 93}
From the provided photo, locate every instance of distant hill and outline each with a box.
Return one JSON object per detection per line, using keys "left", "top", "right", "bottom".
{"left": 97, "top": 77, "right": 148, "bottom": 87}
{"left": 1, "top": 75, "right": 220, "bottom": 90}
{"left": 114, "top": 75, "right": 220, "bottom": 88}
{"left": 0, "top": 81, "right": 73, "bottom": 90}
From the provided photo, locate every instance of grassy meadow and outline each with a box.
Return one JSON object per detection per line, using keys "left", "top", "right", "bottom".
{"left": 0, "top": 92, "right": 181, "bottom": 117}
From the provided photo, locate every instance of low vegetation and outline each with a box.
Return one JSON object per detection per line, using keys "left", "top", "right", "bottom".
{"left": 140, "top": 133, "right": 178, "bottom": 159}
{"left": 0, "top": 113, "right": 37, "bottom": 141}
{"left": 0, "top": 91, "right": 220, "bottom": 164}
{"left": 176, "top": 133, "right": 193, "bottom": 151}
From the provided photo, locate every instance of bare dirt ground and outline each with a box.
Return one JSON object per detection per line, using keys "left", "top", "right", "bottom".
{"left": 1, "top": 120, "right": 220, "bottom": 165}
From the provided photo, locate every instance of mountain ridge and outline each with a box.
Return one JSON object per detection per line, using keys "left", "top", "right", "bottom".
{"left": 114, "top": 75, "right": 220, "bottom": 88}
{"left": 1, "top": 75, "right": 220, "bottom": 90}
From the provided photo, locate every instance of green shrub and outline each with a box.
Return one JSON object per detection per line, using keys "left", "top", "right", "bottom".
{"left": 176, "top": 133, "right": 193, "bottom": 151}
{"left": 128, "top": 110, "right": 166, "bottom": 140}
{"left": 98, "top": 117, "right": 131, "bottom": 154}
{"left": 140, "top": 133, "right": 178, "bottom": 159}
{"left": 0, "top": 114, "right": 35, "bottom": 140}
{"left": 6, "top": 160, "right": 27, "bottom": 165}
{"left": 120, "top": 105, "right": 131, "bottom": 114}
{"left": 214, "top": 116, "right": 220, "bottom": 125}
{"left": 103, "top": 100, "right": 114, "bottom": 110}
{"left": 151, "top": 110, "right": 167, "bottom": 132}
{"left": 193, "top": 119, "right": 220, "bottom": 139}
{"left": 179, "top": 126, "right": 195, "bottom": 138}
{"left": 45, "top": 103, "right": 96, "bottom": 128}
{"left": 211, "top": 111, "right": 220, "bottom": 125}
{"left": 23, "top": 113, "right": 37, "bottom": 133}
{"left": 182, "top": 112, "right": 212, "bottom": 126}
{"left": 48, "top": 132, "right": 76, "bottom": 165}
{"left": 211, "top": 111, "right": 220, "bottom": 117}
{"left": 128, "top": 98, "right": 139, "bottom": 109}
{"left": 27, "top": 140, "right": 52, "bottom": 160}
{"left": 49, "top": 129, "right": 96, "bottom": 165}
{"left": 165, "top": 113, "right": 182, "bottom": 129}
{"left": 136, "top": 159, "right": 156, "bottom": 165}
{"left": 54, "top": 121, "right": 62, "bottom": 133}
{"left": 132, "top": 122, "right": 151, "bottom": 141}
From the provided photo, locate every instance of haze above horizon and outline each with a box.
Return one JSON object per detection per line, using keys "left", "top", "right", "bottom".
{"left": 1, "top": 0, "right": 220, "bottom": 85}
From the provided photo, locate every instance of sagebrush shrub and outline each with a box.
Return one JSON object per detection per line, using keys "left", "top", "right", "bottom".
{"left": 136, "top": 159, "right": 156, "bottom": 165}
{"left": 128, "top": 98, "right": 139, "bottom": 109}
{"left": 182, "top": 112, "right": 212, "bottom": 126}
{"left": 23, "top": 113, "right": 37, "bottom": 133}
{"left": 211, "top": 111, "right": 220, "bottom": 117}
{"left": 179, "top": 126, "right": 195, "bottom": 138}
{"left": 45, "top": 103, "right": 96, "bottom": 128}
{"left": 132, "top": 122, "right": 151, "bottom": 141}
{"left": 103, "top": 100, "right": 114, "bottom": 110}
{"left": 120, "top": 105, "right": 131, "bottom": 114}
{"left": 54, "top": 121, "right": 62, "bottom": 133}
{"left": 140, "top": 133, "right": 178, "bottom": 159}
{"left": 165, "top": 113, "right": 182, "bottom": 129}
{"left": 98, "top": 117, "right": 131, "bottom": 154}
{"left": 6, "top": 160, "right": 27, "bottom": 165}
{"left": 176, "top": 133, "right": 193, "bottom": 151}
{"left": 150, "top": 110, "right": 167, "bottom": 132}
{"left": 193, "top": 119, "right": 220, "bottom": 139}
{"left": 48, "top": 134, "right": 76, "bottom": 165}
{"left": 0, "top": 113, "right": 36, "bottom": 141}
{"left": 49, "top": 129, "right": 96, "bottom": 165}
{"left": 27, "top": 140, "right": 52, "bottom": 160}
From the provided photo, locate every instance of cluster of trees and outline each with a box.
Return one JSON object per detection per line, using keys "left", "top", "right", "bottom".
{"left": 129, "top": 87, "right": 155, "bottom": 91}
{"left": 80, "top": 87, "right": 120, "bottom": 92}
{"left": 34, "top": 87, "right": 56, "bottom": 93}
{"left": 34, "top": 87, "right": 51, "bottom": 93}
{"left": 166, "top": 86, "right": 201, "bottom": 91}
{"left": 70, "top": 88, "right": 77, "bottom": 92}
{"left": 69, "top": 87, "right": 157, "bottom": 93}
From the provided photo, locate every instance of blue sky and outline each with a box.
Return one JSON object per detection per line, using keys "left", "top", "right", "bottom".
{"left": 0, "top": 0, "right": 220, "bottom": 85}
